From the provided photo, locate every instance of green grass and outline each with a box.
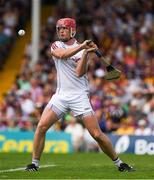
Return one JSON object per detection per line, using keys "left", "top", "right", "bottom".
{"left": 0, "top": 153, "right": 154, "bottom": 179}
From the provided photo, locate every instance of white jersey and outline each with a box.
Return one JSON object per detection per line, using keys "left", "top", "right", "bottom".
{"left": 51, "top": 39, "right": 89, "bottom": 95}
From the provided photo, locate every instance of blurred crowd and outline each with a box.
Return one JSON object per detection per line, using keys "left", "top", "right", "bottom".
{"left": 0, "top": 0, "right": 30, "bottom": 69}
{"left": 0, "top": 0, "right": 154, "bottom": 150}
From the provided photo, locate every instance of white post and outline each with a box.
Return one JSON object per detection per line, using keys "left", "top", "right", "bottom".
{"left": 31, "top": 0, "right": 40, "bottom": 67}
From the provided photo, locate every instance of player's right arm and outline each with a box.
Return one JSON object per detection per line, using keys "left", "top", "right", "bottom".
{"left": 51, "top": 40, "right": 91, "bottom": 59}
{"left": 76, "top": 45, "right": 98, "bottom": 77}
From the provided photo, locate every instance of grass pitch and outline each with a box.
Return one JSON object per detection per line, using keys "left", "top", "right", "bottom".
{"left": 0, "top": 153, "right": 154, "bottom": 179}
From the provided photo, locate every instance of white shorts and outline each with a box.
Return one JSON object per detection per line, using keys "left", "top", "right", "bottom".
{"left": 46, "top": 92, "right": 94, "bottom": 118}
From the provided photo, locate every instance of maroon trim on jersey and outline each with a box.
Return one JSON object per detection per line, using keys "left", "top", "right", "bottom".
{"left": 63, "top": 38, "right": 76, "bottom": 45}
{"left": 72, "top": 57, "right": 81, "bottom": 62}
{"left": 51, "top": 42, "right": 58, "bottom": 50}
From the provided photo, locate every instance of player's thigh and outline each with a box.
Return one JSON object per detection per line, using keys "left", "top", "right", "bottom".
{"left": 47, "top": 93, "right": 68, "bottom": 118}
{"left": 38, "top": 107, "right": 59, "bottom": 131}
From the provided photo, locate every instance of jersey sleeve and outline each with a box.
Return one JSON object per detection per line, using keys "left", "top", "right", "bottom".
{"left": 50, "top": 41, "right": 62, "bottom": 52}
{"left": 50, "top": 41, "right": 63, "bottom": 60}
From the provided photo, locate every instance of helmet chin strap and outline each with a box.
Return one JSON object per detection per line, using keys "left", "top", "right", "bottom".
{"left": 70, "top": 28, "right": 76, "bottom": 38}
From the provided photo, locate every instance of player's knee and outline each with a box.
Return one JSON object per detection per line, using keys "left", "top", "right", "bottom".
{"left": 37, "top": 123, "right": 48, "bottom": 134}
{"left": 91, "top": 130, "right": 102, "bottom": 141}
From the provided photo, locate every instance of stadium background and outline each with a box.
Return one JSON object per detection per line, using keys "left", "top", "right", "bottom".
{"left": 0, "top": 0, "right": 154, "bottom": 156}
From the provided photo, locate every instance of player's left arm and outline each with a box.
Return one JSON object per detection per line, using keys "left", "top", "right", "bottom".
{"left": 75, "top": 43, "right": 98, "bottom": 77}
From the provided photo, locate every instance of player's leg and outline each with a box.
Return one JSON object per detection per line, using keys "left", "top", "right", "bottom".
{"left": 70, "top": 93, "right": 116, "bottom": 158}
{"left": 25, "top": 107, "right": 59, "bottom": 171}
{"left": 26, "top": 93, "right": 67, "bottom": 171}
{"left": 70, "top": 94, "right": 116, "bottom": 158}
{"left": 33, "top": 107, "right": 59, "bottom": 160}
{"left": 82, "top": 113, "right": 135, "bottom": 172}
{"left": 82, "top": 113, "right": 117, "bottom": 160}
{"left": 69, "top": 93, "right": 134, "bottom": 172}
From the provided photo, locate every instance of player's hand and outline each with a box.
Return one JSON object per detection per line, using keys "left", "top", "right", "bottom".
{"left": 86, "top": 47, "right": 98, "bottom": 53}
{"left": 81, "top": 40, "right": 94, "bottom": 49}
{"left": 86, "top": 41, "right": 98, "bottom": 53}
{"left": 87, "top": 41, "right": 98, "bottom": 49}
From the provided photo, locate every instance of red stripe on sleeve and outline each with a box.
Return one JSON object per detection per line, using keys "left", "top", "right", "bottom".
{"left": 51, "top": 44, "right": 57, "bottom": 50}
{"left": 51, "top": 42, "right": 58, "bottom": 50}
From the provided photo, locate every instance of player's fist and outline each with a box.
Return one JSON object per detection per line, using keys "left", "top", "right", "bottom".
{"left": 86, "top": 47, "right": 98, "bottom": 53}
{"left": 81, "top": 40, "right": 93, "bottom": 49}
{"left": 88, "top": 42, "right": 98, "bottom": 49}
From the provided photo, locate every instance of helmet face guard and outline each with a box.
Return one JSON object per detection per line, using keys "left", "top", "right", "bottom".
{"left": 56, "top": 18, "right": 76, "bottom": 38}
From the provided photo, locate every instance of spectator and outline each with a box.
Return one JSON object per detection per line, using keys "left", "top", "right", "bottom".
{"left": 135, "top": 119, "right": 152, "bottom": 135}
{"left": 0, "top": 0, "right": 154, "bottom": 138}
{"left": 64, "top": 115, "right": 84, "bottom": 151}
{"left": 115, "top": 116, "right": 135, "bottom": 135}
{"left": 0, "top": 0, "right": 30, "bottom": 68}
